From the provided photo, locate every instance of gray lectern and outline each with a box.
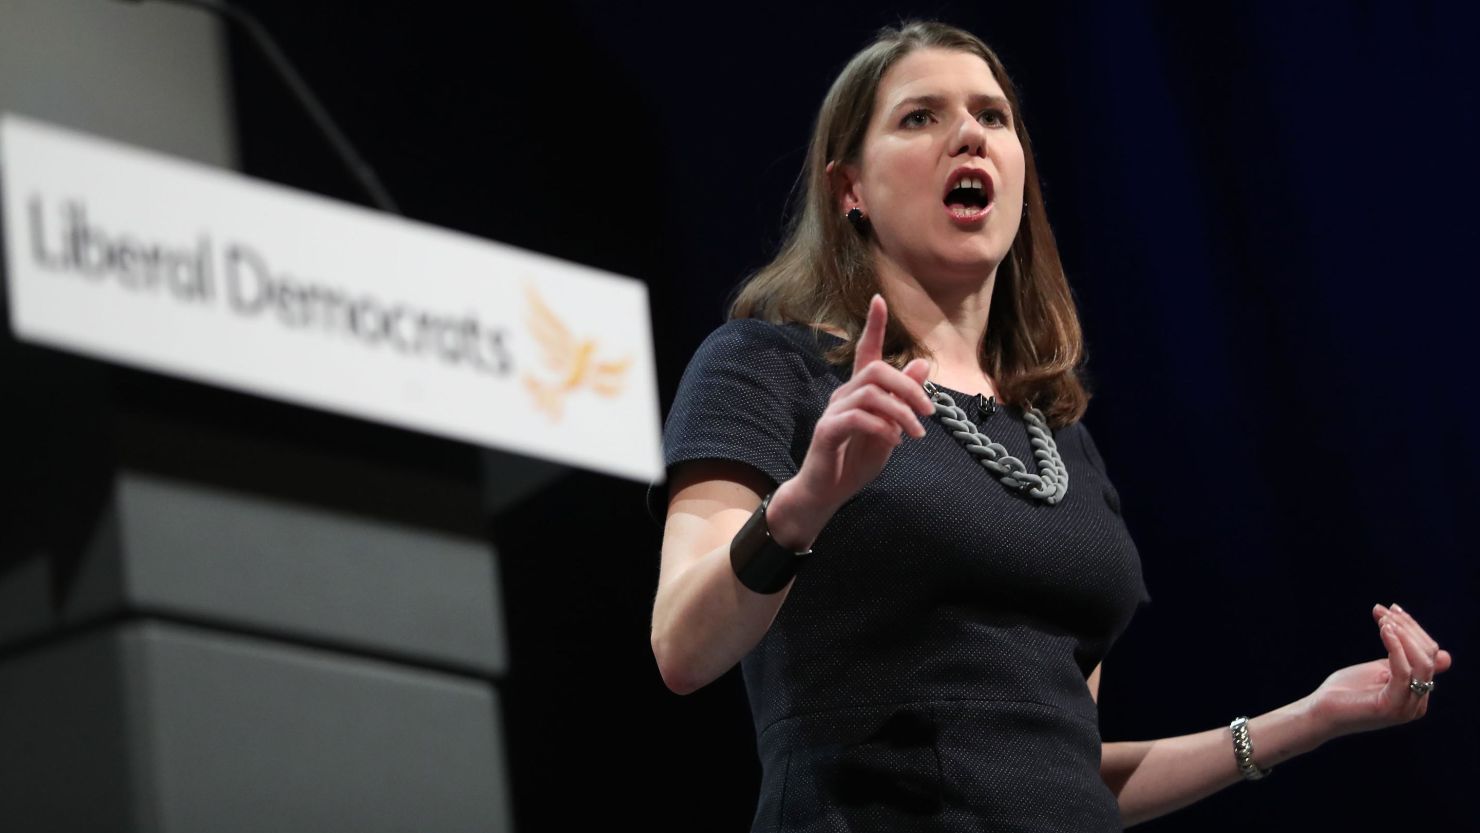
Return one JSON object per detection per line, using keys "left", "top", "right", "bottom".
{"left": 0, "top": 3, "right": 570, "bottom": 830}
{"left": 0, "top": 379, "right": 554, "bottom": 832}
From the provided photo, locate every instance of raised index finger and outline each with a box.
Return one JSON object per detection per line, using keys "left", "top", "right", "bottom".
{"left": 853, "top": 294, "right": 888, "bottom": 376}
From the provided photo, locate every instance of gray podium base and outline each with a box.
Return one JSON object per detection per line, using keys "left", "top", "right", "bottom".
{"left": 0, "top": 464, "right": 518, "bottom": 831}
{"left": 0, "top": 469, "right": 509, "bottom": 676}
{"left": 0, "top": 620, "right": 511, "bottom": 832}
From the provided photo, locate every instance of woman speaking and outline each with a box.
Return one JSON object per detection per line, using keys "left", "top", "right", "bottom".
{"left": 649, "top": 21, "right": 1449, "bottom": 832}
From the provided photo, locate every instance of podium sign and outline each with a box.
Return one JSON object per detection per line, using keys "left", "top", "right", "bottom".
{"left": 2, "top": 114, "right": 662, "bottom": 482}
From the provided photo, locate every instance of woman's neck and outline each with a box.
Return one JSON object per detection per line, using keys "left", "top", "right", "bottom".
{"left": 876, "top": 257, "right": 1000, "bottom": 396}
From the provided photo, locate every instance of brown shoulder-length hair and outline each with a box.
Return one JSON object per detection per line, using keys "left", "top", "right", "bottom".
{"left": 729, "top": 21, "right": 1089, "bottom": 428}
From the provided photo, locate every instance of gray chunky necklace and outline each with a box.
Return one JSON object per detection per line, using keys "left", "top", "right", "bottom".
{"left": 923, "top": 381, "right": 1068, "bottom": 505}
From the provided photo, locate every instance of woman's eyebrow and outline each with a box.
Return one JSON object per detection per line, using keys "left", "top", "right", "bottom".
{"left": 889, "top": 93, "right": 1011, "bottom": 113}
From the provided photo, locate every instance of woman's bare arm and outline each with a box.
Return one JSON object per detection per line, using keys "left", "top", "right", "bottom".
{"left": 651, "top": 295, "right": 935, "bottom": 695}
{"left": 650, "top": 461, "right": 831, "bottom": 695}
{"left": 1100, "top": 699, "right": 1321, "bottom": 827}
{"left": 1094, "top": 604, "right": 1451, "bottom": 826}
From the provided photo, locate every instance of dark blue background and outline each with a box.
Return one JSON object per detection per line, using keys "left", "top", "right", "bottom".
{"left": 225, "top": 2, "right": 1478, "bottom": 828}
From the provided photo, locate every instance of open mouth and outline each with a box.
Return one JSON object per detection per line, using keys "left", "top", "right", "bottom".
{"left": 943, "top": 170, "right": 993, "bottom": 221}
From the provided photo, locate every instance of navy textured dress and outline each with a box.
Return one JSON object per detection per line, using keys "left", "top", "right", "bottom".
{"left": 661, "top": 319, "right": 1150, "bottom": 833}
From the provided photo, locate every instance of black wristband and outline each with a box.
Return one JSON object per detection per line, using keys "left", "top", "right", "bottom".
{"left": 730, "top": 493, "right": 810, "bottom": 594}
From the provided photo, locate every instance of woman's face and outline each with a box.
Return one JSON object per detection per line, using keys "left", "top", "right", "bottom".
{"left": 838, "top": 48, "right": 1026, "bottom": 286}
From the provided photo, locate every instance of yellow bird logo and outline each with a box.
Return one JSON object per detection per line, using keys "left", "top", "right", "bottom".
{"left": 522, "top": 284, "right": 631, "bottom": 421}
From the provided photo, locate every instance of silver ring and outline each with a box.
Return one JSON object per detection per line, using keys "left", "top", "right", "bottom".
{"left": 1408, "top": 677, "right": 1436, "bottom": 696}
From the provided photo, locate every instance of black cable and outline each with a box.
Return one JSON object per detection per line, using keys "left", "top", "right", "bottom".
{"left": 112, "top": 0, "right": 401, "bottom": 214}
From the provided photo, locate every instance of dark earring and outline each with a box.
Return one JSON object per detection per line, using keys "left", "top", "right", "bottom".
{"left": 846, "top": 207, "right": 865, "bottom": 228}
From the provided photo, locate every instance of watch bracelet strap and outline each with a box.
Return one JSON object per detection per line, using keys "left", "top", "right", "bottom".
{"left": 1230, "top": 716, "right": 1272, "bottom": 781}
{"left": 730, "top": 493, "right": 810, "bottom": 594}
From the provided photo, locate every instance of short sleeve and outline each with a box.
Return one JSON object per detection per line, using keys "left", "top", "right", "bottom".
{"left": 1074, "top": 419, "right": 1151, "bottom": 605}
{"left": 659, "top": 319, "right": 820, "bottom": 493}
{"left": 1073, "top": 421, "right": 1122, "bottom": 516}
{"left": 1073, "top": 420, "right": 1108, "bottom": 473}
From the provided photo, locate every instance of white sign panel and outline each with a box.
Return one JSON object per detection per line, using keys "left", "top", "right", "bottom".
{"left": 1, "top": 114, "right": 662, "bottom": 482}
